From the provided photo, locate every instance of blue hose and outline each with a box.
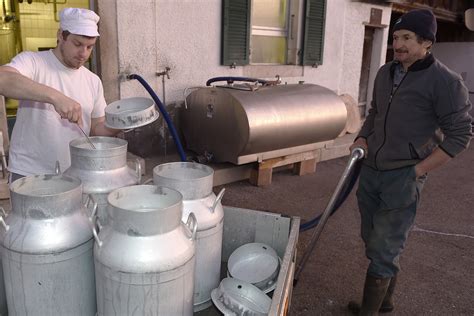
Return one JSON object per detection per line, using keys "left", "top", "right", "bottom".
{"left": 299, "top": 159, "right": 362, "bottom": 232}
{"left": 127, "top": 74, "right": 187, "bottom": 162}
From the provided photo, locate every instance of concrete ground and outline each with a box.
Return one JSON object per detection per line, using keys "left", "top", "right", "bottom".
{"left": 214, "top": 144, "right": 474, "bottom": 315}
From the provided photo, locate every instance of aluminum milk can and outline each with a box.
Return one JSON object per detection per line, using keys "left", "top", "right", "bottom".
{"left": 153, "top": 162, "right": 225, "bottom": 311}
{"left": 0, "top": 175, "right": 96, "bottom": 315}
{"left": 0, "top": 208, "right": 7, "bottom": 315}
{"left": 64, "top": 136, "right": 141, "bottom": 224}
{"left": 94, "top": 185, "right": 196, "bottom": 316}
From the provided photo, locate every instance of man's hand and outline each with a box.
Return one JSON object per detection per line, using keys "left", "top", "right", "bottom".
{"left": 349, "top": 137, "right": 368, "bottom": 157}
{"left": 51, "top": 93, "right": 83, "bottom": 127}
{"left": 414, "top": 147, "right": 451, "bottom": 179}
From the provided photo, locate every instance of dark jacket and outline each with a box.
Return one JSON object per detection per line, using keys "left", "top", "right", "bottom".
{"left": 358, "top": 53, "right": 472, "bottom": 170}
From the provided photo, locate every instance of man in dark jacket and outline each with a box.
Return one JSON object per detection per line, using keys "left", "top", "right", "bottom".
{"left": 348, "top": 9, "right": 472, "bottom": 315}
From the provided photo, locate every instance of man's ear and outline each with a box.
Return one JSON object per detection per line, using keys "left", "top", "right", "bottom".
{"left": 422, "top": 40, "right": 433, "bottom": 50}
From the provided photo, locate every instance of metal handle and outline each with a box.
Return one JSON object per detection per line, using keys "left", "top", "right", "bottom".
{"left": 85, "top": 195, "right": 103, "bottom": 247}
{"left": 142, "top": 178, "right": 153, "bottom": 185}
{"left": 351, "top": 147, "right": 365, "bottom": 160}
{"left": 84, "top": 194, "right": 98, "bottom": 219}
{"left": 211, "top": 188, "right": 225, "bottom": 213}
{"left": 91, "top": 212, "right": 103, "bottom": 248}
{"left": 0, "top": 207, "right": 9, "bottom": 232}
{"left": 185, "top": 212, "right": 198, "bottom": 240}
{"left": 135, "top": 158, "right": 142, "bottom": 184}
{"left": 183, "top": 86, "right": 205, "bottom": 109}
{"left": 55, "top": 161, "right": 61, "bottom": 175}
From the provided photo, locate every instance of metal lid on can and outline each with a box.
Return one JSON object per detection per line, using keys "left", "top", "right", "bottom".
{"left": 211, "top": 277, "right": 271, "bottom": 316}
{"left": 105, "top": 97, "right": 159, "bottom": 130}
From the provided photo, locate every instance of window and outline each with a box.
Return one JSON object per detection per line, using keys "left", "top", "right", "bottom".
{"left": 250, "top": 0, "right": 289, "bottom": 64}
{"left": 221, "top": 0, "right": 326, "bottom": 67}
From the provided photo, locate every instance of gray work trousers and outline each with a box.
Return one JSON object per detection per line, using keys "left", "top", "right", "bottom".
{"left": 356, "top": 164, "right": 427, "bottom": 278}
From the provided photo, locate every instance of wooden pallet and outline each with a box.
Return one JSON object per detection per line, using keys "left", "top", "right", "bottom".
{"left": 249, "top": 149, "right": 321, "bottom": 186}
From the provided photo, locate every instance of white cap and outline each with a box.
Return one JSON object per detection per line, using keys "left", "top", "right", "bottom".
{"left": 59, "top": 8, "right": 100, "bottom": 37}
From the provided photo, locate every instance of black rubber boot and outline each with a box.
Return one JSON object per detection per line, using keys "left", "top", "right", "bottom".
{"left": 347, "top": 274, "right": 391, "bottom": 315}
{"left": 379, "top": 275, "right": 397, "bottom": 312}
{"left": 348, "top": 275, "right": 397, "bottom": 314}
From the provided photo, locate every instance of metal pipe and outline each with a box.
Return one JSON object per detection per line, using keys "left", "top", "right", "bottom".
{"left": 156, "top": 67, "right": 170, "bottom": 156}
{"left": 294, "top": 147, "right": 365, "bottom": 284}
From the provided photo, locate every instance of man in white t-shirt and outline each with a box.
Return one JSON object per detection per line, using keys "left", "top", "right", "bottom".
{"left": 0, "top": 8, "right": 117, "bottom": 181}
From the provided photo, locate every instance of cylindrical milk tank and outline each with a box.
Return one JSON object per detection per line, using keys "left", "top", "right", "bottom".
{"left": 153, "top": 162, "right": 224, "bottom": 311}
{"left": 64, "top": 136, "right": 141, "bottom": 224}
{"left": 0, "top": 175, "right": 96, "bottom": 315}
{"left": 94, "top": 185, "right": 196, "bottom": 316}
{"left": 182, "top": 83, "right": 348, "bottom": 164}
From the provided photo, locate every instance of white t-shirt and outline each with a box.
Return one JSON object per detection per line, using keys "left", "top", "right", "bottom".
{"left": 7, "top": 50, "right": 107, "bottom": 176}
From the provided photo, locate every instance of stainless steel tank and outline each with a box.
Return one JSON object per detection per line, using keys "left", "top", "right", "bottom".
{"left": 0, "top": 175, "right": 96, "bottom": 315}
{"left": 153, "top": 162, "right": 224, "bottom": 312}
{"left": 64, "top": 136, "right": 141, "bottom": 224}
{"left": 182, "top": 83, "right": 347, "bottom": 164}
{"left": 94, "top": 185, "right": 196, "bottom": 316}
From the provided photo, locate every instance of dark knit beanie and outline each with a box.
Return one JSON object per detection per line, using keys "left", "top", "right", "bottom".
{"left": 393, "top": 9, "right": 437, "bottom": 42}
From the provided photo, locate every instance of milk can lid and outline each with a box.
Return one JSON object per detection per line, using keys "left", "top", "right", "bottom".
{"left": 105, "top": 97, "right": 159, "bottom": 130}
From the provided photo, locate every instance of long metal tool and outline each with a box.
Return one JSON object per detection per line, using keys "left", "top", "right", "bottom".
{"left": 294, "top": 147, "right": 365, "bottom": 284}
{"left": 77, "top": 125, "right": 96, "bottom": 149}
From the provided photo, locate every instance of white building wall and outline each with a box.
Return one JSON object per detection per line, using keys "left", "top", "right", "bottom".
{"left": 433, "top": 42, "right": 474, "bottom": 115}
{"left": 339, "top": 2, "right": 391, "bottom": 106}
{"left": 116, "top": 0, "right": 159, "bottom": 99}
{"left": 106, "top": 0, "right": 391, "bottom": 106}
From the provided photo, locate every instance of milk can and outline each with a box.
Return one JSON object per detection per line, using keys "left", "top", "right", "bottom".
{"left": 94, "top": 185, "right": 197, "bottom": 316}
{"left": 64, "top": 136, "right": 141, "bottom": 224}
{"left": 0, "top": 175, "right": 96, "bottom": 315}
{"left": 153, "top": 162, "right": 225, "bottom": 311}
{"left": 0, "top": 208, "right": 7, "bottom": 315}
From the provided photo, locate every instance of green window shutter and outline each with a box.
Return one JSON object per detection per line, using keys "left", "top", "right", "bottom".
{"left": 221, "top": 0, "right": 251, "bottom": 66}
{"left": 302, "top": 0, "right": 326, "bottom": 66}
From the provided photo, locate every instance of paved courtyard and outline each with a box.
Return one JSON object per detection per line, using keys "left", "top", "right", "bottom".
{"left": 217, "top": 144, "right": 473, "bottom": 315}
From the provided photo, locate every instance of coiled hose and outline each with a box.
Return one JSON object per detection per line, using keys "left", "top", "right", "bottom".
{"left": 127, "top": 74, "right": 187, "bottom": 162}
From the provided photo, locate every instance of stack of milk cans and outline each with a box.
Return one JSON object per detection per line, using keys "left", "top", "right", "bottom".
{"left": 0, "top": 137, "right": 224, "bottom": 315}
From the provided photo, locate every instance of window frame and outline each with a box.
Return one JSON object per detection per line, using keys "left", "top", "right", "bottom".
{"left": 221, "top": 0, "right": 326, "bottom": 67}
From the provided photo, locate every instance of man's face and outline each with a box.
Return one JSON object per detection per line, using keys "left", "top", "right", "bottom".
{"left": 392, "top": 29, "right": 431, "bottom": 68}
{"left": 58, "top": 32, "right": 96, "bottom": 69}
